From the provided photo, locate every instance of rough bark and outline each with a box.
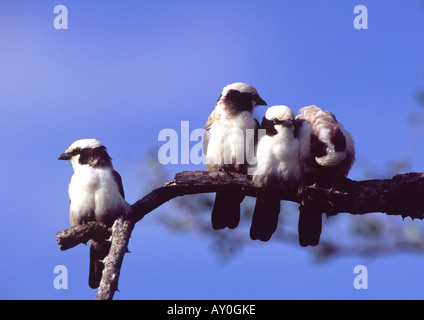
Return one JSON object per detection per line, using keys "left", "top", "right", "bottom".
{"left": 95, "top": 217, "right": 134, "bottom": 300}
{"left": 56, "top": 221, "right": 109, "bottom": 251}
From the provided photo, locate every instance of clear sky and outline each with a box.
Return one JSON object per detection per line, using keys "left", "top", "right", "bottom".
{"left": 1, "top": 0, "right": 424, "bottom": 300}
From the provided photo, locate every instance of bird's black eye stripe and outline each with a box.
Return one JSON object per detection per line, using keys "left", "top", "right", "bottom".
{"left": 273, "top": 118, "right": 295, "bottom": 127}
{"left": 273, "top": 119, "right": 288, "bottom": 125}
{"left": 72, "top": 148, "right": 82, "bottom": 155}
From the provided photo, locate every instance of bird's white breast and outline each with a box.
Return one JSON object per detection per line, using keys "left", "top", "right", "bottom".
{"left": 205, "top": 108, "right": 257, "bottom": 167}
{"left": 68, "top": 166, "right": 128, "bottom": 226}
{"left": 254, "top": 130, "right": 301, "bottom": 187}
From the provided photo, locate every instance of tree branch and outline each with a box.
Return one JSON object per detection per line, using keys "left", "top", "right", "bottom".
{"left": 130, "top": 170, "right": 299, "bottom": 223}
{"left": 297, "top": 172, "right": 424, "bottom": 219}
{"left": 95, "top": 217, "right": 134, "bottom": 300}
{"left": 56, "top": 221, "right": 109, "bottom": 251}
{"left": 130, "top": 171, "right": 424, "bottom": 220}
{"left": 56, "top": 170, "right": 424, "bottom": 299}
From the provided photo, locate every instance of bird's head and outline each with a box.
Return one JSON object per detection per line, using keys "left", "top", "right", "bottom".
{"left": 58, "top": 139, "right": 112, "bottom": 170}
{"left": 263, "top": 105, "right": 296, "bottom": 135}
{"left": 219, "top": 82, "right": 267, "bottom": 114}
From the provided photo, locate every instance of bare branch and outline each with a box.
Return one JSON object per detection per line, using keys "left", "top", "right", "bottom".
{"left": 95, "top": 217, "right": 134, "bottom": 300}
{"left": 130, "top": 171, "right": 424, "bottom": 221}
{"left": 298, "top": 172, "right": 424, "bottom": 219}
{"left": 130, "top": 170, "right": 297, "bottom": 223}
{"left": 56, "top": 221, "right": 109, "bottom": 251}
{"left": 56, "top": 170, "right": 424, "bottom": 299}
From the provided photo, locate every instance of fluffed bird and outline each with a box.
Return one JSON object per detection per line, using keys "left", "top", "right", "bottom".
{"left": 250, "top": 106, "right": 302, "bottom": 241}
{"left": 203, "top": 82, "right": 267, "bottom": 230}
{"left": 58, "top": 139, "right": 131, "bottom": 289}
{"left": 296, "top": 105, "right": 355, "bottom": 246}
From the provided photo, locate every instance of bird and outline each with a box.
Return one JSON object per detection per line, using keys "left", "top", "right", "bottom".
{"left": 58, "top": 139, "right": 131, "bottom": 289}
{"left": 250, "top": 105, "right": 302, "bottom": 241}
{"left": 296, "top": 105, "right": 355, "bottom": 246}
{"left": 203, "top": 82, "right": 267, "bottom": 230}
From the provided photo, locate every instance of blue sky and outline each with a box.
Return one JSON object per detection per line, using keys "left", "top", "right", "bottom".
{"left": 1, "top": 1, "right": 424, "bottom": 300}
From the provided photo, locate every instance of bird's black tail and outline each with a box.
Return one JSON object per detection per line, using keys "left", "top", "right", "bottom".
{"left": 298, "top": 207, "right": 322, "bottom": 247}
{"left": 89, "top": 239, "right": 111, "bottom": 289}
{"left": 250, "top": 197, "right": 281, "bottom": 242}
{"left": 211, "top": 189, "right": 244, "bottom": 230}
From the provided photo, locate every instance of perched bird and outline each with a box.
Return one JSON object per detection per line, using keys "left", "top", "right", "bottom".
{"left": 296, "top": 105, "right": 355, "bottom": 246}
{"left": 58, "top": 139, "right": 131, "bottom": 289}
{"left": 204, "top": 82, "right": 267, "bottom": 230}
{"left": 250, "top": 106, "right": 302, "bottom": 241}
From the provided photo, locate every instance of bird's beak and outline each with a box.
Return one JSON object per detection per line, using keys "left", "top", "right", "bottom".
{"left": 256, "top": 96, "right": 267, "bottom": 106}
{"left": 58, "top": 153, "right": 71, "bottom": 160}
